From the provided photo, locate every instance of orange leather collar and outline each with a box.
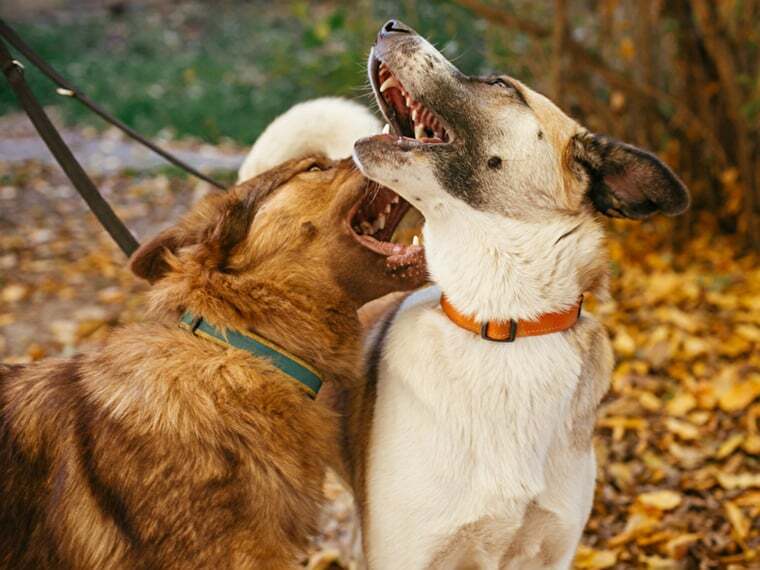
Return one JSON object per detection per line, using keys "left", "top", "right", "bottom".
{"left": 440, "top": 294, "right": 584, "bottom": 342}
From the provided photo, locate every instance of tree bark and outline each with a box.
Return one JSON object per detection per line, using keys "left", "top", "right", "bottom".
{"left": 691, "top": 0, "right": 759, "bottom": 248}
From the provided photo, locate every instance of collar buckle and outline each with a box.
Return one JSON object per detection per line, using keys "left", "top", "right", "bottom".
{"left": 480, "top": 319, "right": 517, "bottom": 342}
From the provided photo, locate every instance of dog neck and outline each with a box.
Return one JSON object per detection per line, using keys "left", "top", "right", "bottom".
{"left": 423, "top": 204, "right": 607, "bottom": 322}
{"left": 148, "top": 268, "right": 361, "bottom": 383}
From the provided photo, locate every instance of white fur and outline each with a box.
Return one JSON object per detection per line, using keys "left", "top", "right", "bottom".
{"left": 237, "top": 97, "right": 381, "bottom": 182}
{"left": 354, "top": 31, "right": 607, "bottom": 569}
{"left": 364, "top": 217, "right": 601, "bottom": 569}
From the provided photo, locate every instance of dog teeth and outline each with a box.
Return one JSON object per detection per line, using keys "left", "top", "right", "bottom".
{"left": 392, "top": 196, "right": 400, "bottom": 204}
{"left": 380, "top": 77, "right": 400, "bottom": 93}
{"left": 382, "top": 123, "right": 390, "bottom": 134}
{"left": 360, "top": 221, "right": 373, "bottom": 234}
{"left": 384, "top": 203, "right": 392, "bottom": 214}
{"left": 412, "top": 235, "right": 420, "bottom": 246}
{"left": 411, "top": 108, "right": 419, "bottom": 123}
{"left": 377, "top": 214, "right": 386, "bottom": 230}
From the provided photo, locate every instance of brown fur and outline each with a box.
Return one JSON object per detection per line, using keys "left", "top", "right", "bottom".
{"left": 0, "top": 156, "right": 420, "bottom": 569}
{"left": 327, "top": 296, "right": 407, "bottom": 556}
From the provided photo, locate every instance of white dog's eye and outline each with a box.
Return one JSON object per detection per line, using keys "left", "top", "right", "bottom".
{"left": 486, "top": 78, "right": 526, "bottom": 105}
{"left": 488, "top": 78, "right": 517, "bottom": 94}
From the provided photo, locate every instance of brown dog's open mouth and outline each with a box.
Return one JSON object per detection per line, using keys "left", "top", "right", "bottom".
{"left": 348, "top": 182, "right": 425, "bottom": 274}
{"left": 370, "top": 56, "right": 453, "bottom": 147}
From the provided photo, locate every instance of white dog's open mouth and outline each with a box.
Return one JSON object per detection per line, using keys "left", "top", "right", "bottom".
{"left": 348, "top": 182, "right": 425, "bottom": 273}
{"left": 370, "top": 55, "right": 453, "bottom": 147}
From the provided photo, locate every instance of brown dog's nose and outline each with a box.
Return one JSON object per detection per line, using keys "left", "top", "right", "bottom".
{"left": 379, "top": 19, "right": 414, "bottom": 40}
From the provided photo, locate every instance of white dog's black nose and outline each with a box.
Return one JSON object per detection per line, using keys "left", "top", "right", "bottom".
{"left": 379, "top": 20, "right": 414, "bottom": 39}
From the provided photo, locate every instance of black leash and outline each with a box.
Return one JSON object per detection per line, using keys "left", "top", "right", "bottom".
{"left": 0, "top": 19, "right": 229, "bottom": 256}
{"left": 1, "top": 36, "right": 140, "bottom": 256}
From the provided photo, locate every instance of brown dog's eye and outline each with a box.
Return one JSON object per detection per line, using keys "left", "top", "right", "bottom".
{"left": 308, "top": 165, "right": 323, "bottom": 172}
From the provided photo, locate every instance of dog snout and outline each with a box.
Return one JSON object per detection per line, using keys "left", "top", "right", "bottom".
{"left": 378, "top": 19, "right": 415, "bottom": 40}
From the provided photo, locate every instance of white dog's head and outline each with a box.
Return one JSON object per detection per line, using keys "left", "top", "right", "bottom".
{"left": 353, "top": 21, "right": 690, "bottom": 319}
{"left": 354, "top": 21, "right": 689, "bottom": 223}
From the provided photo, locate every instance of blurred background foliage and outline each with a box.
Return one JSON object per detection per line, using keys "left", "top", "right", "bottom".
{"left": 1, "top": 0, "right": 759, "bottom": 248}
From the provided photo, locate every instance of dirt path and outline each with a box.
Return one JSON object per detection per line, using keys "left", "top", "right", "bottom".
{"left": 0, "top": 112, "right": 246, "bottom": 174}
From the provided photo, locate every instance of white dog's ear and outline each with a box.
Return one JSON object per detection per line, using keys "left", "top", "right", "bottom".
{"left": 571, "top": 133, "right": 690, "bottom": 219}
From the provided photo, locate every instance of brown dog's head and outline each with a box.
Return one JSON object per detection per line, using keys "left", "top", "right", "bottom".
{"left": 130, "top": 155, "right": 425, "bottom": 327}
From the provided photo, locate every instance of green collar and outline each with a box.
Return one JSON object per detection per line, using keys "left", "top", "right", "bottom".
{"left": 179, "top": 312, "right": 322, "bottom": 398}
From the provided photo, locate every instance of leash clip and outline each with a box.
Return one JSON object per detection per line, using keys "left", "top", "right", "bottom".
{"left": 2, "top": 59, "right": 24, "bottom": 74}
{"left": 480, "top": 319, "right": 517, "bottom": 342}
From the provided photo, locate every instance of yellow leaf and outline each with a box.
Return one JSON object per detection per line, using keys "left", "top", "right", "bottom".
{"left": 609, "top": 512, "right": 660, "bottom": 546}
{"left": 742, "top": 434, "right": 760, "bottom": 454}
{"left": 575, "top": 545, "right": 618, "bottom": 569}
{"left": 640, "top": 554, "right": 679, "bottom": 569}
{"left": 639, "top": 391, "right": 661, "bottom": 411}
{"left": 638, "top": 490, "right": 682, "bottom": 511}
{"left": 664, "top": 533, "right": 700, "bottom": 560}
{"left": 716, "top": 471, "right": 760, "bottom": 490}
{"left": 719, "top": 380, "right": 760, "bottom": 412}
{"left": 718, "top": 334, "right": 752, "bottom": 357}
{"left": 1, "top": 284, "right": 28, "bottom": 303}
{"left": 724, "top": 501, "right": 750, "bottom": 539}
{"left": 715, "top": 433, "right": 744, "bottom": 459}
{"left": 682, "top": 336, "right": 710, "bottom": 358}
{"left": 666, "top": 418, "right": 700, "bottom": 440}
{"left": 734, "top": 490, "right": 760, "bottom": 508}
{"left": 736, "top": 324, "right": 760, "bottom": 342}
{"left": 666, "top": 392, "right": 696, "bottom": 416}
{"left": 613, "top": 329, "right": 637, "bottom": 357}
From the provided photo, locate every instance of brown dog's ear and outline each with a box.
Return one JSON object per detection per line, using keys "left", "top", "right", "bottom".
{"left": 130, "top": 154, "right": 330, "bottom": 282}
{"left": 203, "top": 154, "right": 329, "bottom": 267}
{"left": 129, "top": 227, "right": 190, "bottom": 283}
{"left": 571, "top": 133, "right": 690, "bottom": 219}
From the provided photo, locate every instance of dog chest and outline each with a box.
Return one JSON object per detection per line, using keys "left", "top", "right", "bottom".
{"left": 365, "top": 290, "right": 586, "bottom": 567}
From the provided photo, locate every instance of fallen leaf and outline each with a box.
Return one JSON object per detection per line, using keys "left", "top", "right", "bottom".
{"left": 575, "top": 545, "right": 618, "bottom": 569}
{"left": 719, "top": 380, "right": 760, "bottom": 412}
{"left": 1, "top": 284, "right": 28, "bottom": 303}
{"left": 638, "top": 490, "right": 683, "bottom": 511}
{"left": 724, "top": 501, "right": 750, "bottom": 540}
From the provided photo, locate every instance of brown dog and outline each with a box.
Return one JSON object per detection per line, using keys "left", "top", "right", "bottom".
{"left": 0, "top": 152, "right": 424, "bottom": 569}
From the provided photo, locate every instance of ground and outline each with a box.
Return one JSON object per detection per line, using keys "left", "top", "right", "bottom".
{"left": 0, "top": 118, "right": 758, "bottom": 569}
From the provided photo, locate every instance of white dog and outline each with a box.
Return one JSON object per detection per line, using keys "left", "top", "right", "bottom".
{"left": 343, "top": 20, "right": 689, "bottom": 569}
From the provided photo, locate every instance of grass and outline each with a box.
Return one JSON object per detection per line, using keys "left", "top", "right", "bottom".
{"left": 1, "top": 0, "right": 489, "bottom": 145}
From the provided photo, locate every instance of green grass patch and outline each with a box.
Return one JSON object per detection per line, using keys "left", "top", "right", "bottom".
{"left": 1, "top": 1, "right": 488, "bottom": 145}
